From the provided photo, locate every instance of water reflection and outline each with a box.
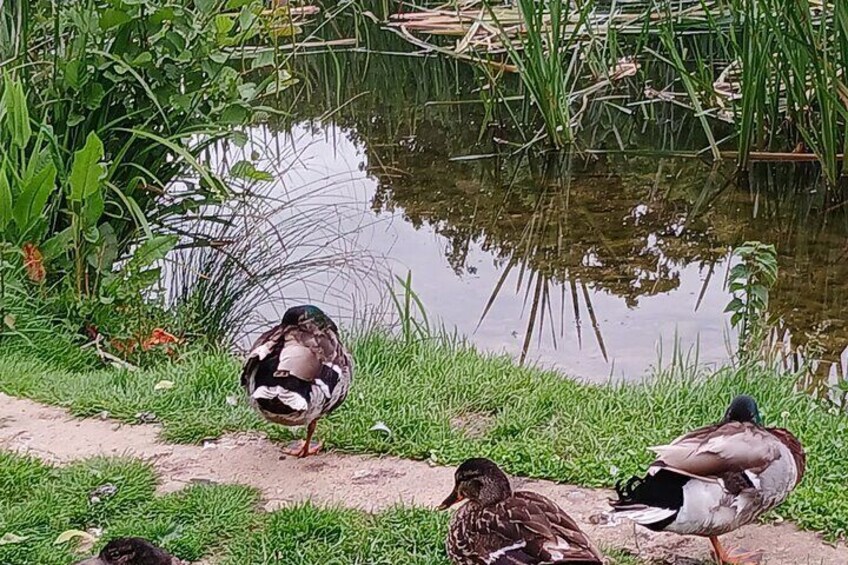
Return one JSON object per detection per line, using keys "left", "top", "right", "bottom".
{"left": 194, "top": 27, "right": 848, "bottom": 389}
{"left": 251, "top": 130, "right": 846, "bottom": 389}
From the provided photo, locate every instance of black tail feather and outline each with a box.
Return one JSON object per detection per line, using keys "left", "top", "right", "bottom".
{"left": 610, "top": 470, "right": 689, "bottom": 531}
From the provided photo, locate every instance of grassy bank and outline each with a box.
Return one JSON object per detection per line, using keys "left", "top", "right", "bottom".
{"left": 0, "top": 453, "right": 642, "bottom": 565}
{"left": 0, "top": 332, "right": 846, "bottom": 540}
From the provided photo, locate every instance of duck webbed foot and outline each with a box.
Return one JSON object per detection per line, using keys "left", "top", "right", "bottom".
{"left": 709, "top": 536, "right": 764, "bottom": 565}
{"left": 283, "top": 419, "right": 323, "bottom": 458}
{"left": 283, "top": 439, "right": 323, "bottom": 458}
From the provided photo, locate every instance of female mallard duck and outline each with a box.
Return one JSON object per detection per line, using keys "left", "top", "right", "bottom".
{"left": 241, "top": 305, "right": 352, "bottom": 458}
{"left": 439, "top": 458, "right": 603, "bottom": 564}
{"left": 610, "top": 395, "right": 805, "bottom": 565}
{"left": 74, "top": 538, "right": 183, "bottom": 565}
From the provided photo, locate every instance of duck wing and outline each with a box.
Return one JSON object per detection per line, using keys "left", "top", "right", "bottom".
{"left": 241, "top": 315, "right": 350, "bottom": 418}
{"left": 468, "top": 492, "right": 602, "bottom": 564}
{"left": 649, "top": 421, "right": 781, "bottom": 478}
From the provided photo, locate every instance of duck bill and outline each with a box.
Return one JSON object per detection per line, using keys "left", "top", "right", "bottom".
{"left": 437, "top": 488, "right": 463, "bottom": 510}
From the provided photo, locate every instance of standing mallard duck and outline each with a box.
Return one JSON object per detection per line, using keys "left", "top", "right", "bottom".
{"left": 439, "top": 458, "right": 603, "bottom": 565}
{"left": 74, "top": 538, "right": 184, "bottom": 565}
{"left": 609, "top": 395, "right": 805, "bottom": 565}
{"left": 241, "top": 305, "right": 352, "bottom": 458}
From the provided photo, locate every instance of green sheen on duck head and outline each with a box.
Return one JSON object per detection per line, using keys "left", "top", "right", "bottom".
{"left": 281, "top": 305, "right": 336, "bottom": 331}
{"left": 723, "top": 395, "right": 762, "bottom": 425}
{"left": 438, "top": 458, "right": 512, "bottom": 510}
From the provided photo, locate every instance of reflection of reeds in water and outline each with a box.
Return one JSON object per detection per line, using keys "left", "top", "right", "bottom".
{"left": 166, "top": 125, "right": 386, "bottom": 346}
{"left": 477, "top": 155, "right": 610, "bottom": 365}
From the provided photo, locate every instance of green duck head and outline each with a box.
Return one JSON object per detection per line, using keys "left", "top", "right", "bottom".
{"left": 281, "top": 305, "right": 336, "bottom": 331}
{"left": 723, "top": 394, "right": 762, "bottom": 425}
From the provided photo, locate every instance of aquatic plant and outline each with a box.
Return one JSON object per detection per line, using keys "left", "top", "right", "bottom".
{"left": 725, "top": 241, "right": 778, "bottom": 360}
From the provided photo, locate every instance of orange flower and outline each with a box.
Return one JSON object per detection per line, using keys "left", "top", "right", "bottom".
{"left": 141, "top": 328, "right": 180, "bottom": 351}
{"left": 22, "top": 243, "right": 45, "bottom": 283}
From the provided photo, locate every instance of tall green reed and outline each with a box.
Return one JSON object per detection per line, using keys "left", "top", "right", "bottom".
{"left": 485, "top": 0, "right": 602, "bottom": 148}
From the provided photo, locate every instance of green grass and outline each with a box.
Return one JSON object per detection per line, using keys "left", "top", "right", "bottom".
{"left": 0, "top": 453, "right": 257, "bottom": 565}
{"left": 1, "top": 332, "right": 847, "bottom": 540}
{"left": 0, "top": 453, "right": 645, "bottom": 565}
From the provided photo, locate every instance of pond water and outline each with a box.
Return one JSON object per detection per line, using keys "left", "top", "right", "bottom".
{"left": 212, "top": 39, "right": 848, "bottom": 388}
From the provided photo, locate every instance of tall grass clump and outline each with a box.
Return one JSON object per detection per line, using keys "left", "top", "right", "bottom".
{"left": 725, "top": 0, "right": 848, "bottom": 182}
{"left": 486, "top": 0, "right": 602, "bottom": 147}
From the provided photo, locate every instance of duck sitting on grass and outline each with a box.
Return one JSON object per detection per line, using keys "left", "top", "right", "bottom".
{"left": 74, "top": 538, "right": 183, "bottom": 565}
{"left": 439, "top": 458, "right": 604, "bottom": 564}
{"left": 241, "top": 305, "right": 353, "bottom": 458}
{"left": 609, "top": 395, "right": 805, "bottom": 565}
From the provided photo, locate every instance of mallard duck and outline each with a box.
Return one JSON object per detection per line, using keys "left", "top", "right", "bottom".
{"left": 241, "top": 305, "right": 352, "bottom": 458}
{"left": 609, "top": 395, "right": 805, "bottom": 565}
{"left": 439, "top": 458, "right": 603, "bottom": 564}
{"left": 74, "top": 537, "right": 183, "bottom": 565}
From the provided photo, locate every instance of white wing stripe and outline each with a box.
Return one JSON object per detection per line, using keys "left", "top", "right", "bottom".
{"left": 484, "top": 540, "right": 526, "bottom": 563}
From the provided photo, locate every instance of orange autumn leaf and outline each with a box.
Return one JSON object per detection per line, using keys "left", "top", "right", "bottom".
{"left": 141, "top": 328, "right": 180, "bottom": 351}
{"left": 22, "top": 243, "right": 45, "bottom": 283}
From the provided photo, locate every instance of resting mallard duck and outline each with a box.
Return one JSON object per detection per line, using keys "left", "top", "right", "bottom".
{"left": 74, "top": 537, "right": 183, "bottom": 565}
{"left": 439, "top": 458, "right": 603, "bottom": 565}
{"left": 610, "top": 395, "right": 805, "bottom": 565}
{"left": 241, "top": 305, "right": 352, "bottom": 458}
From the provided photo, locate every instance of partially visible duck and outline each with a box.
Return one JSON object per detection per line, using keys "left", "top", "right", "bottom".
{"left": 610, "top": 395, "right": 805, "bottom": 565}
{"left": 241, "top": 305, "right": 352, "bottom": 457}
{"left": 74, "top": 537, "right": 183, "bottom": 565}
{"left": 439, "top": 458, "right": 603, "bottom": 564}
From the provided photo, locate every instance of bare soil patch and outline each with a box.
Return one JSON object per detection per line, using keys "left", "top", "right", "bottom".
{"left": 0, "top": 393, "right": 844, "bottom": 564}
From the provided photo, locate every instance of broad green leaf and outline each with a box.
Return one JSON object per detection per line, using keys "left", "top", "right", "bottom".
{"left": 13, "top": 161, "right": 56, "bottom": 231}
{"left": 131, "top": 267, "right": 162, "bottom": 290}
{"left": 68, "top": 132, "right": 106, "bottom": 202}
{"left": 99, "top": 8, "right": 131, "bottom": 30}
{"left": 82, "top": 188, "right": 105, "bottom": 227}
{"left": 195, "top": 0, "right": 218, "bottom": 12}
{"left": 130, "top": 235, "right": 178, "bottom": 269}
{"left": 724, "top": 297, "right": 744, "bottom": 314}
{"left": 83, "top": 226, "right": 100, "bottom": 244}
{"left": 82, "top": 82, "right": 106, "bottom": 109}
{"left": 1, "top": 76, "right": 32, "bottom": 148}
{"left": 0, "top": 168, "right": 12, "bottom": 232}
{"left": 214, "top": 15, "right": 235, "bottom": 36}
{"left": 87, "top": 224, "right": 118, "bottom": 273}
{"left": 750, "top": 285, "right": 769, "bottom": 304}
{"left": 41, "top": 227, "right": 74, "bottom": 260}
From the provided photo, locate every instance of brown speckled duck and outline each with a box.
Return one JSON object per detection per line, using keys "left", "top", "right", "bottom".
{"left": 610, "top": 395, "right": 805, "bottom": 565}
{"left": 74, "top": 538, "right": 184, "bottom": 565}
{"left": 439, "top": 458, "right": 603, "bottom": 565}
{"left": 241, "top": 305, "right": 352, "bottom": 457}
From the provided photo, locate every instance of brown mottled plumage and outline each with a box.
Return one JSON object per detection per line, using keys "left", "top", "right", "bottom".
{"left": 73, "top": 538, "right": 183, "bottom": 565}
{"left": 610, "top": 395, "right": 805, "bottom": 565}
{"left": 241, "top": 305, "right": 352, "bottom": 457}
{"left": 439, "top": 458, "right": 603, "bottom": 565}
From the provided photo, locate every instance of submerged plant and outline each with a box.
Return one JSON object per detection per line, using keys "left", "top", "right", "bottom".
{"left": 725, "top": 241, "right": 778, "bottom": 359}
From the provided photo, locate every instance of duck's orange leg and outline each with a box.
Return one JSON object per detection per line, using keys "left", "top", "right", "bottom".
{"left": 709, "top": 536, "right": 763, "bottom": 565}
{"left": 283, "top": 420, "right": 323, "bottom": 458}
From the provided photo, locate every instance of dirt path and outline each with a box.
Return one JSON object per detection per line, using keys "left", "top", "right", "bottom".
{"left": 0, "top": 393, "right": 844, "bottom": 565}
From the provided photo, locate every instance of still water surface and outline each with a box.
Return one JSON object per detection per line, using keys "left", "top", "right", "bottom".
{"left": 233, "top": 120, "right": 848, "bottom": 385}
